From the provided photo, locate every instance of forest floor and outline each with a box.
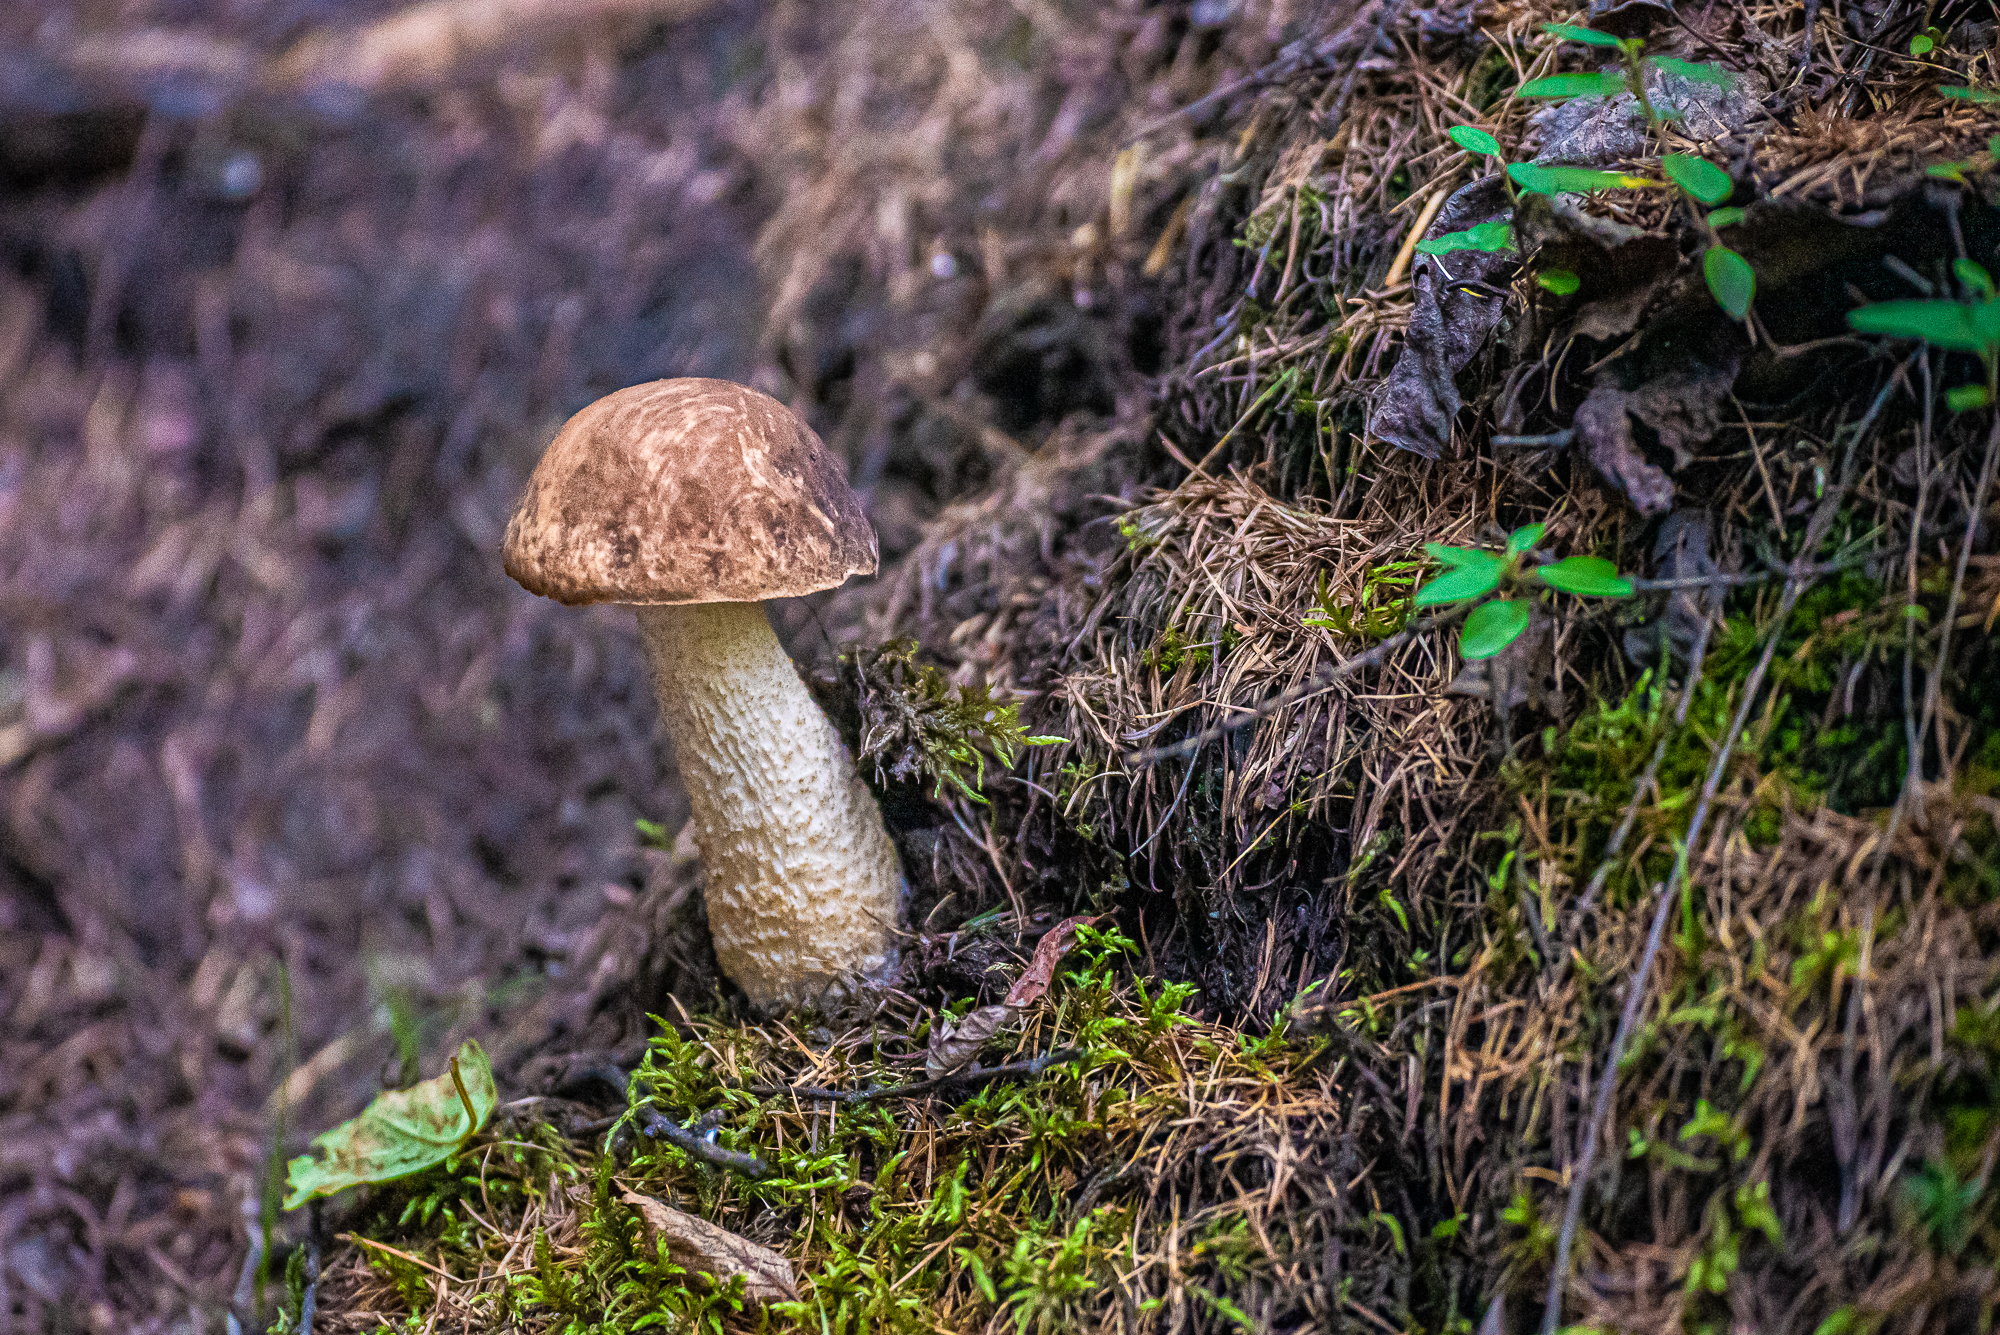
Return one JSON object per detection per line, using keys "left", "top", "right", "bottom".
{"left": 4, "top": 1, "right": 2000, "bottom": 1333}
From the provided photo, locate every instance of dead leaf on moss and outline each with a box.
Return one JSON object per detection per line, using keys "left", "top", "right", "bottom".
{"left": 927, "top": 915, "right": 1089, "bottom": 1075}
{"left": 926, "top": 1003, "right": 1012, "bottom": 1077}
{"left": 618, "top": 1189, "right": 797, "bottom": 1302}
{"left": 1002, "top": 914, "right": 1091, "bottom": 1008}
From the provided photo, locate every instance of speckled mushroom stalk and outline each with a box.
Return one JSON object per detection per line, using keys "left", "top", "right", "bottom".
{"left": 635, "top": 600, "right": 902, "bottom": 1010}
{"left": 502, "top": 377, "right": 905, "bottom": 1012}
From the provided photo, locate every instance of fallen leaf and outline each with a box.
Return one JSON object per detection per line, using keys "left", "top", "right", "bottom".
{"left": 928, "top": 916, "right": 1094, "bottom": 1076}
{"left": 1370, "top": 177, "right": 1515, "bottom": 458}
{"left": 926, "top": 1004, "right": 1012, "bottom": 1077}
{"left": 1002, "top": 915, "right": 1092, "bottom": 1009}
{"left": 619, "top": 1189, "right": 798, "bottom": 1302}
{"left": 283, "top": 1039, "right": 496, "bottom": 1209}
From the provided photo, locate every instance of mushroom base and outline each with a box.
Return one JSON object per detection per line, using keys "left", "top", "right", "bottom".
{"left": 636, "top": 601, "right": 904, "bottom": 1011}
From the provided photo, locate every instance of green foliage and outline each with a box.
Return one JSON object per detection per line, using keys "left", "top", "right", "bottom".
{"left": 1846, "top": 259, "right": 2000, "bottom": 410}
{"left": 1447, "top": 125, "right": 1501, "bottom": 156}
{"left": 1411, "top": 524, "right": 1635, "bottom": 662}
{"left": 1507, "top": 162, "right": 1656, "bottom": 194}
{"left": 1517, "top": 71, "right": 1633, "bottom": 99}
{"left": 1428, "top": 29, "right": 1745, "bottom": 318}
{"left": 1304, "top": 563, "right": 1418, "bottom": 639}
{"left": 1415, "top": 219, "right": 1515, "bottom": 256}
{"left": 1461, "top": 600, "right": 1532, "bottom": 659}
{"left": 855, "top": 640, "right": 1063, "bottom": 804}
{"left": 1903, "top": 1160, "right": 1983, "bottom": 1255}
{"left": 1704, "top": 246, "right": 1756, "bottom": 321}
{"left": 1941, "top": 85, "right": 2000, "bottom": 103}
{"left": 1662, "top": 154, "right": 1732, "bottom": 205}
{"left": 283, "top": 1040, "right": 496, "bottom": 1210}
{"left": 1536, "top": 555, "right": 1633, "bottom": 597}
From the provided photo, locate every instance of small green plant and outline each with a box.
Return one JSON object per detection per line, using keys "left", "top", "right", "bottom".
{"left": 1846, "top": 258, "right": 2000, "bottom": 410}
{"left": 1413, "top": 522, "right": 1635, "bottom": 660}
{"left": 854, "top": 640, "right": 1063, "bottom": 804}
{"left": 1418, "top": 24, "right": 1752, "bottom": 319}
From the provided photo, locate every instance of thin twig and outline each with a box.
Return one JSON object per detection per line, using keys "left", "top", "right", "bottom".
{"left": 740, "top": 1047, "right": 1082, "bottom": 1104}
{"left": 636, "top": 1107, "right": 770, "bottom": 1178}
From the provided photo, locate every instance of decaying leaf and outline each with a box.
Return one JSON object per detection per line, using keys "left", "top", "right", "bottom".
{"left": 1002, "top": 914, "right": 1091, "bottom": 1008}
{"left": 1512, "top": 192, "right": 1680, "bottom": 345}
{"left": 927, "top": 915, "right": 1091, "bottom": 1075}
{"left": 926, "top": 1003, "right": 1013, "bottom": 1077}
{"left": 1370, "top": 177, "right": 1515, "bottom": 458}
{"left": 618, "top": 1189, "right": 798, "bottom": 1302}
{"left": 1572, "top": 345, "right": 1741, "bottom": 516}
{"left": 283, "top": 1039, "right": 497, "bottom": 1209}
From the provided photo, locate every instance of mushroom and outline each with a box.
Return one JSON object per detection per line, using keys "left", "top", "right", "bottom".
{"left": 501, "top": 378, "right": 903, "bottom": 1011}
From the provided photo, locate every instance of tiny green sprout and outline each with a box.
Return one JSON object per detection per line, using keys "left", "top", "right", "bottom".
{"left": 1414, "top": 524, "right": 1635, "bottom": 662}
{"left": 1541, "top": 21, "right": 1630, "bottom": 49}
{"left": 1706, "top": 206, "right": 1746, "bottom": 229}
{"left": 1909, "top": 27, "right": 1942, "bottom": 57}
{"left": 1537, "top": 268, "right": 1581, "bottom": 295}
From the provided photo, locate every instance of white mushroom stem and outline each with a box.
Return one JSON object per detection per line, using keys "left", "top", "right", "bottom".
{"left": 634, "top": 600, "right": 903, "bottom": 1011}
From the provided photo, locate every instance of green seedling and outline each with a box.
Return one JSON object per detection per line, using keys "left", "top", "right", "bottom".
{"left": 1413, "top": 522, "right": 1635, "bottom": 660}
{"left": 1846, "top": 258, "right": 2000, "bottom": 410}
{"left": 1420, "top": 25, "right": 1751, "bottom": 320}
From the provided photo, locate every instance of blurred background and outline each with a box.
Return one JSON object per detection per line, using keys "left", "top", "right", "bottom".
{"left": 0, "top": 0, "right": 1290, "bottom": 1326}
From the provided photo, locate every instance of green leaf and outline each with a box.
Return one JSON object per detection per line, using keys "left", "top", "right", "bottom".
{"left": 1422, "top": 542, "right": 1493, "bottom": 568}
{"left": 1991, "top": 135, "right": 2000, "bottom": 160}
{"left": 1926, "top": 162, "right": 1969, "bottom": 182}
{"left": 1955, "top": 259, "right": 1995, "bottom": 300}
{"left": 1415, "top": 556, "right": 1504, "bottom": 607}
{"left": 1517, "top": 71, "right": 1633, "bottom": 98}
{"left": 1704, "top": 246, "right": 1755, "bottom": 321}
{"left": 1847, "top": 299, "right": 1987, "bottom": 352}
{"left": 1460, "top": 600, "right": 1532, "bottom": 659}
{"left": 1508, "top": 162, "right": 1657, "bottom": 195}
{"left": 1972, "top": 299, "right": 2000, "bottom": 345}
{"left": 1647, "top": 56, "right": 1736, "bottom": 89}
{"left": 283, "top": 1040, "right": 496, "bottom": 1210}
{"left": 1662, "top": 153, "right": 1733, "bottom": 205}
{"left": 1941, "top": 86, "right": 2000, "bottom": 103}
{"left": 1447, "top": 125, "right": 1502, "bottom": 156}
{"left": 1536, "top": 554, "right": 1633, "bottom": 597}
{"left": 1537, "top": 268, "right": 1581, "bottom": 295}
{"left": 1507, "top": 523, "right": 1546, "bottom": 556}
{"left": 1541, "top": 22, "right": 1626, "bottom": 48}
{"left": 1946, "top": 384, "right": 1993, "bottom": 412}
{"left": 1416, "top": 219, "right": 1515, "bottom": 255}
{"left": 1706, "top": 206, "right": 1746, "bottom": 228}
{"left": 1909, "top": 33, "right": 1934, "bottom": 56}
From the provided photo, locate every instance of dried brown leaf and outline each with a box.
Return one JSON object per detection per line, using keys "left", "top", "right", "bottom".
{"left": 1001, "top": 914, "right": 1092, "bottom": 1009}
{"left": 618, "top": 1189, "right": 797, "bottom": 1303}
{"left": 925, "top": 1004, "right": 1012, "bottom": 1078}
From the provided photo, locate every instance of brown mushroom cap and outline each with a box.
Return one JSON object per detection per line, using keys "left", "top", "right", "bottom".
{"left": 502, "top": 378, "right": 878, "bottom": 606}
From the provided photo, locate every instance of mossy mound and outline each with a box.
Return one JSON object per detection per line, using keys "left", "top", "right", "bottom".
{"left": 316, "top": 0, "right": 2000, "bottom": 1331}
